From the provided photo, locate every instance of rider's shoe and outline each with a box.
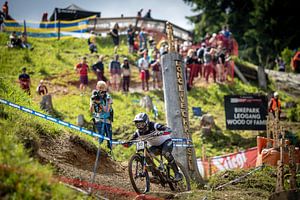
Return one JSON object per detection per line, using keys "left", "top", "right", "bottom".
{"left": 174, "top": 172, "right": 183, "bottom": 182}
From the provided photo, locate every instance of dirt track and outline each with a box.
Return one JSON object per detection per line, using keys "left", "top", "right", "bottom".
{"left": 37, "top": 133, "right": 176, "bottom": 199}
{"left": 38, "top": 133, "right": 136, "bottom": 199}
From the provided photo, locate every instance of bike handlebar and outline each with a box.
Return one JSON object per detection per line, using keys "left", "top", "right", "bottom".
{"left": 122, "top": 131, "right": 171, "bottom": 146}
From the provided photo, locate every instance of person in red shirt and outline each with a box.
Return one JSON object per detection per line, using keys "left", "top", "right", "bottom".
{"left": 18, "top": 67, "right": 31, "bottom": 95}
{"left": 75, "top": 57, "right": 89, "bottom": 95}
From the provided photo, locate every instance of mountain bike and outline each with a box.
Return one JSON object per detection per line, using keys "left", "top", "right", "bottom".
{"left": 125, "top": 132, "right": 191, "bottom": 194}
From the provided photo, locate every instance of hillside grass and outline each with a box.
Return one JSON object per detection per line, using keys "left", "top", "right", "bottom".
{"left": 0, "top": 79, "right": 89, "bottom": 199}
{"left": 0, "top": 31, "right": 294, "bottom": 159}
{"left": 1, "top": 31, "right": 299, "bottom": 199}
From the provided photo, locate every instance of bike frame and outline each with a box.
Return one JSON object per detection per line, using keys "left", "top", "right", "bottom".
{"left": 133, "top": 135, "right": 171, "bottom": 186}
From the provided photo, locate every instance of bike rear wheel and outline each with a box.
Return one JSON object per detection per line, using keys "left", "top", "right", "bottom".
{"left": 168, "top": 161, "right": 191, "bottom": 192}
{"left": 128, "top": 154, "right": 150, "bottom": 194}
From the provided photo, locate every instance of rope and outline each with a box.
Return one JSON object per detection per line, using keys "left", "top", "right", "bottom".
{"left": 0, "top": 98, "right": 192, "bottom": 147}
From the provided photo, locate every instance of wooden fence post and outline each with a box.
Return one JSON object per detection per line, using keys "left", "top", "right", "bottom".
{"left": 57, "top": 20, "right": 61, "bottom": 40}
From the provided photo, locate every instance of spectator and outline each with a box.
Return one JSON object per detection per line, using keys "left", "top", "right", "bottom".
{"left": 144, "top": 9, "right": 152, "bottom": 18}
{"left": 42, "top": 12, "right": 48, "bottom": 22}
{"left": 90, "top": 81, "right": 113, "bottom": 153}
{"left": 204, "top": 47, "right": 216, "bottom": 83}
{"left": 186, "top": 49, "right": 201, "bottom": 87}
{"left": 0, "top": 11, "right": 4, "bottom": 31}
{"left": 137, "top": 8, "right": 143, "bottom": 18}
{"left": 88, "top": 31, "right": 97, "bottom": 54}
{"left": 150, "top": 52, "right": 161, "bottom": 89}
{"left": 36, "top": 80, "right": 48, "bottom": 95}
{"left": 197, "top": 42, "right": 206, "bottom": 67}
{"left": 18, "top": 67, "right": 31, "bottom": 95}
{"left": 138, "top": 52, "right": 150, "bottom": 91}
{"left": 121, "top": 58, "right": 131, "bottom": 92}
{"left": 216, "top": 45, "right": 226, "bottom": 82}
{"left": 209, "top": 33, "right": 218, "bottom": 48}
{"left": 276, "top": 57, "right": 286, "bottom": 72}
{"left": 92, "top": 55, "right": 106, "bottom": 82}
{"left": 127, "top": 24, "right": 135, "bottom": 53}
{"left": 268, "top": 92, "right": 281, "bottom": 119}
{"left": 75, "top": 57, "right": 89, "bottom": 95}
{"left": 20, "top": 32, "right": 32, "bottom": 49}
{"left": 159, "top": 43, "right": 168, "bottom": 55}
{"left": 223, "top": 25, "right": 231, "bottom": 39}
{"left": 8, "top": 31, "right": 22, "bottom": 48}
{"left": 110, "top": 23, "right": 119, "bottom": 54}
{"left": 139, "top": 27, "right": 147, "bottom": 50}
{"left": 109, "top": 54, "right": 122, "bottom": 91}
{"left": 2, "top": 1, "right": 8, "bottom": 19}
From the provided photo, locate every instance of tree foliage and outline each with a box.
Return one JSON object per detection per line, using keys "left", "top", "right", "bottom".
{"left": 184, "top": 0, "right": 300, "bottom": 68}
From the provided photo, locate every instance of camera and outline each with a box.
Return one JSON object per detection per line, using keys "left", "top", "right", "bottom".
{"left": 91, "top": 90, "right": 101, "bottom": 101}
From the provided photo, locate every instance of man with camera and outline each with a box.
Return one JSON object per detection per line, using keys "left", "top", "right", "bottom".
{"left": 90, "top": 81, "right": 113, "bottom": 153}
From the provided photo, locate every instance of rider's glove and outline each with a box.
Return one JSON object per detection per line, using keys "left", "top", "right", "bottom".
{"left": 122, "top": 141, "right": 132, "bottom": 148}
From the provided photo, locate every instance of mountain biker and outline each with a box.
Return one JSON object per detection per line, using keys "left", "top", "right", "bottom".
{"left": 127, "top": 112, "right": 183, "bottom": 181}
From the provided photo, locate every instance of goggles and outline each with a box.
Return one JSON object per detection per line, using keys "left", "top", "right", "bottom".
{"left": 135, "top": 121, "right": 147, "bottom": 129}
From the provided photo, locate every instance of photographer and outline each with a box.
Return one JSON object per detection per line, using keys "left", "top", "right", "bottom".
{"left": 90, "top": 81, "right": 113, "bottom": 152}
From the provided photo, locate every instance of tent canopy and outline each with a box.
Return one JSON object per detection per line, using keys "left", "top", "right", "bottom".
{"left": 49, "top": 4, "right": 100, "bottom": 21}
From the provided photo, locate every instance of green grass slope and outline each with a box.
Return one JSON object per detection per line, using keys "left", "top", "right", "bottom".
{"left": 0, "top": 32, "right": 299, "bottom": 198}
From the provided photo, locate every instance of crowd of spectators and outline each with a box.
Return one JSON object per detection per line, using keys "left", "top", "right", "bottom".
{"left": 181, "top": 26, "right": 235, "bottom": 88}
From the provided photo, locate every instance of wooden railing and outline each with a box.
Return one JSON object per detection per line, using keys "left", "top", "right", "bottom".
{"left": 87, "top": 17, "right": 192, "bottom": 41}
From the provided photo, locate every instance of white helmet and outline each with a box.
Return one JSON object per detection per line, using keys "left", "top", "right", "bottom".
{"left": 133, "top": 113, "right": 149, "bottom": 132}
{"left": 96, "top": 81, "right": 107, "bottom": 91}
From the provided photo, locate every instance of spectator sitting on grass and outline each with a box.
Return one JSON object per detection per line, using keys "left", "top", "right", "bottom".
{"left": 88, "top": 31, "right": 97, "bottom": 54}
{"left": 8, "top": 31, "right": 22, "bottom": 48}
{"left": 20, "top": 32, "right": 33, "bottom": 50}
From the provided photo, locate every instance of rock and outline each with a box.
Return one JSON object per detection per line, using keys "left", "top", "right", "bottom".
{"left": 200, "top": 114, "right": 215, "bottom": 128}
{"left": 140, "top": 95, "right": 153, "bottom": 112}
{"left": 40, "top": 94, "right": 53, "bottom": 112}
{"left": 77, "top": 114, "right": 85, "bottom": 127}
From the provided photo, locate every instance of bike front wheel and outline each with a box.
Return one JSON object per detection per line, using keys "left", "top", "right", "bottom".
{"left": 128, "top": 154, "right": 150, "bottom": 194}
{"left": 168, "top": 161, "right": 191, "bottom": 192}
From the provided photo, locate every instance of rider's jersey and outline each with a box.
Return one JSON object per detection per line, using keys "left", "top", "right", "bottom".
{"left": 131, "top": 122, "right": 172, "bottom": 146}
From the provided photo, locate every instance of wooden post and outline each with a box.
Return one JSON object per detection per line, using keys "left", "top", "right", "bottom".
{"left": 93, "top": 17, "right": 97, "bottom": 32}
{"left": 289, "top": 145, "right": 297, "bottom": 190}
{"left": 208, "top": 157, "right": 212, "bottom": 177}
{"left": 23, "top": 20, "right": 27, "bottom": 34}
{"left": 266, "top": 116, "right": 272, "bottom": 148}
{"left": 258, "top": 65, "right": 267, "bottom": 90}
{"left": 57, "top": 20, "right": 61, "bottom": 40}
{"left": 160, "top": 22, "right": 204, "bottom": 185}
{"left": 276, "top": 128, "right": 285, "bottom": 192}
